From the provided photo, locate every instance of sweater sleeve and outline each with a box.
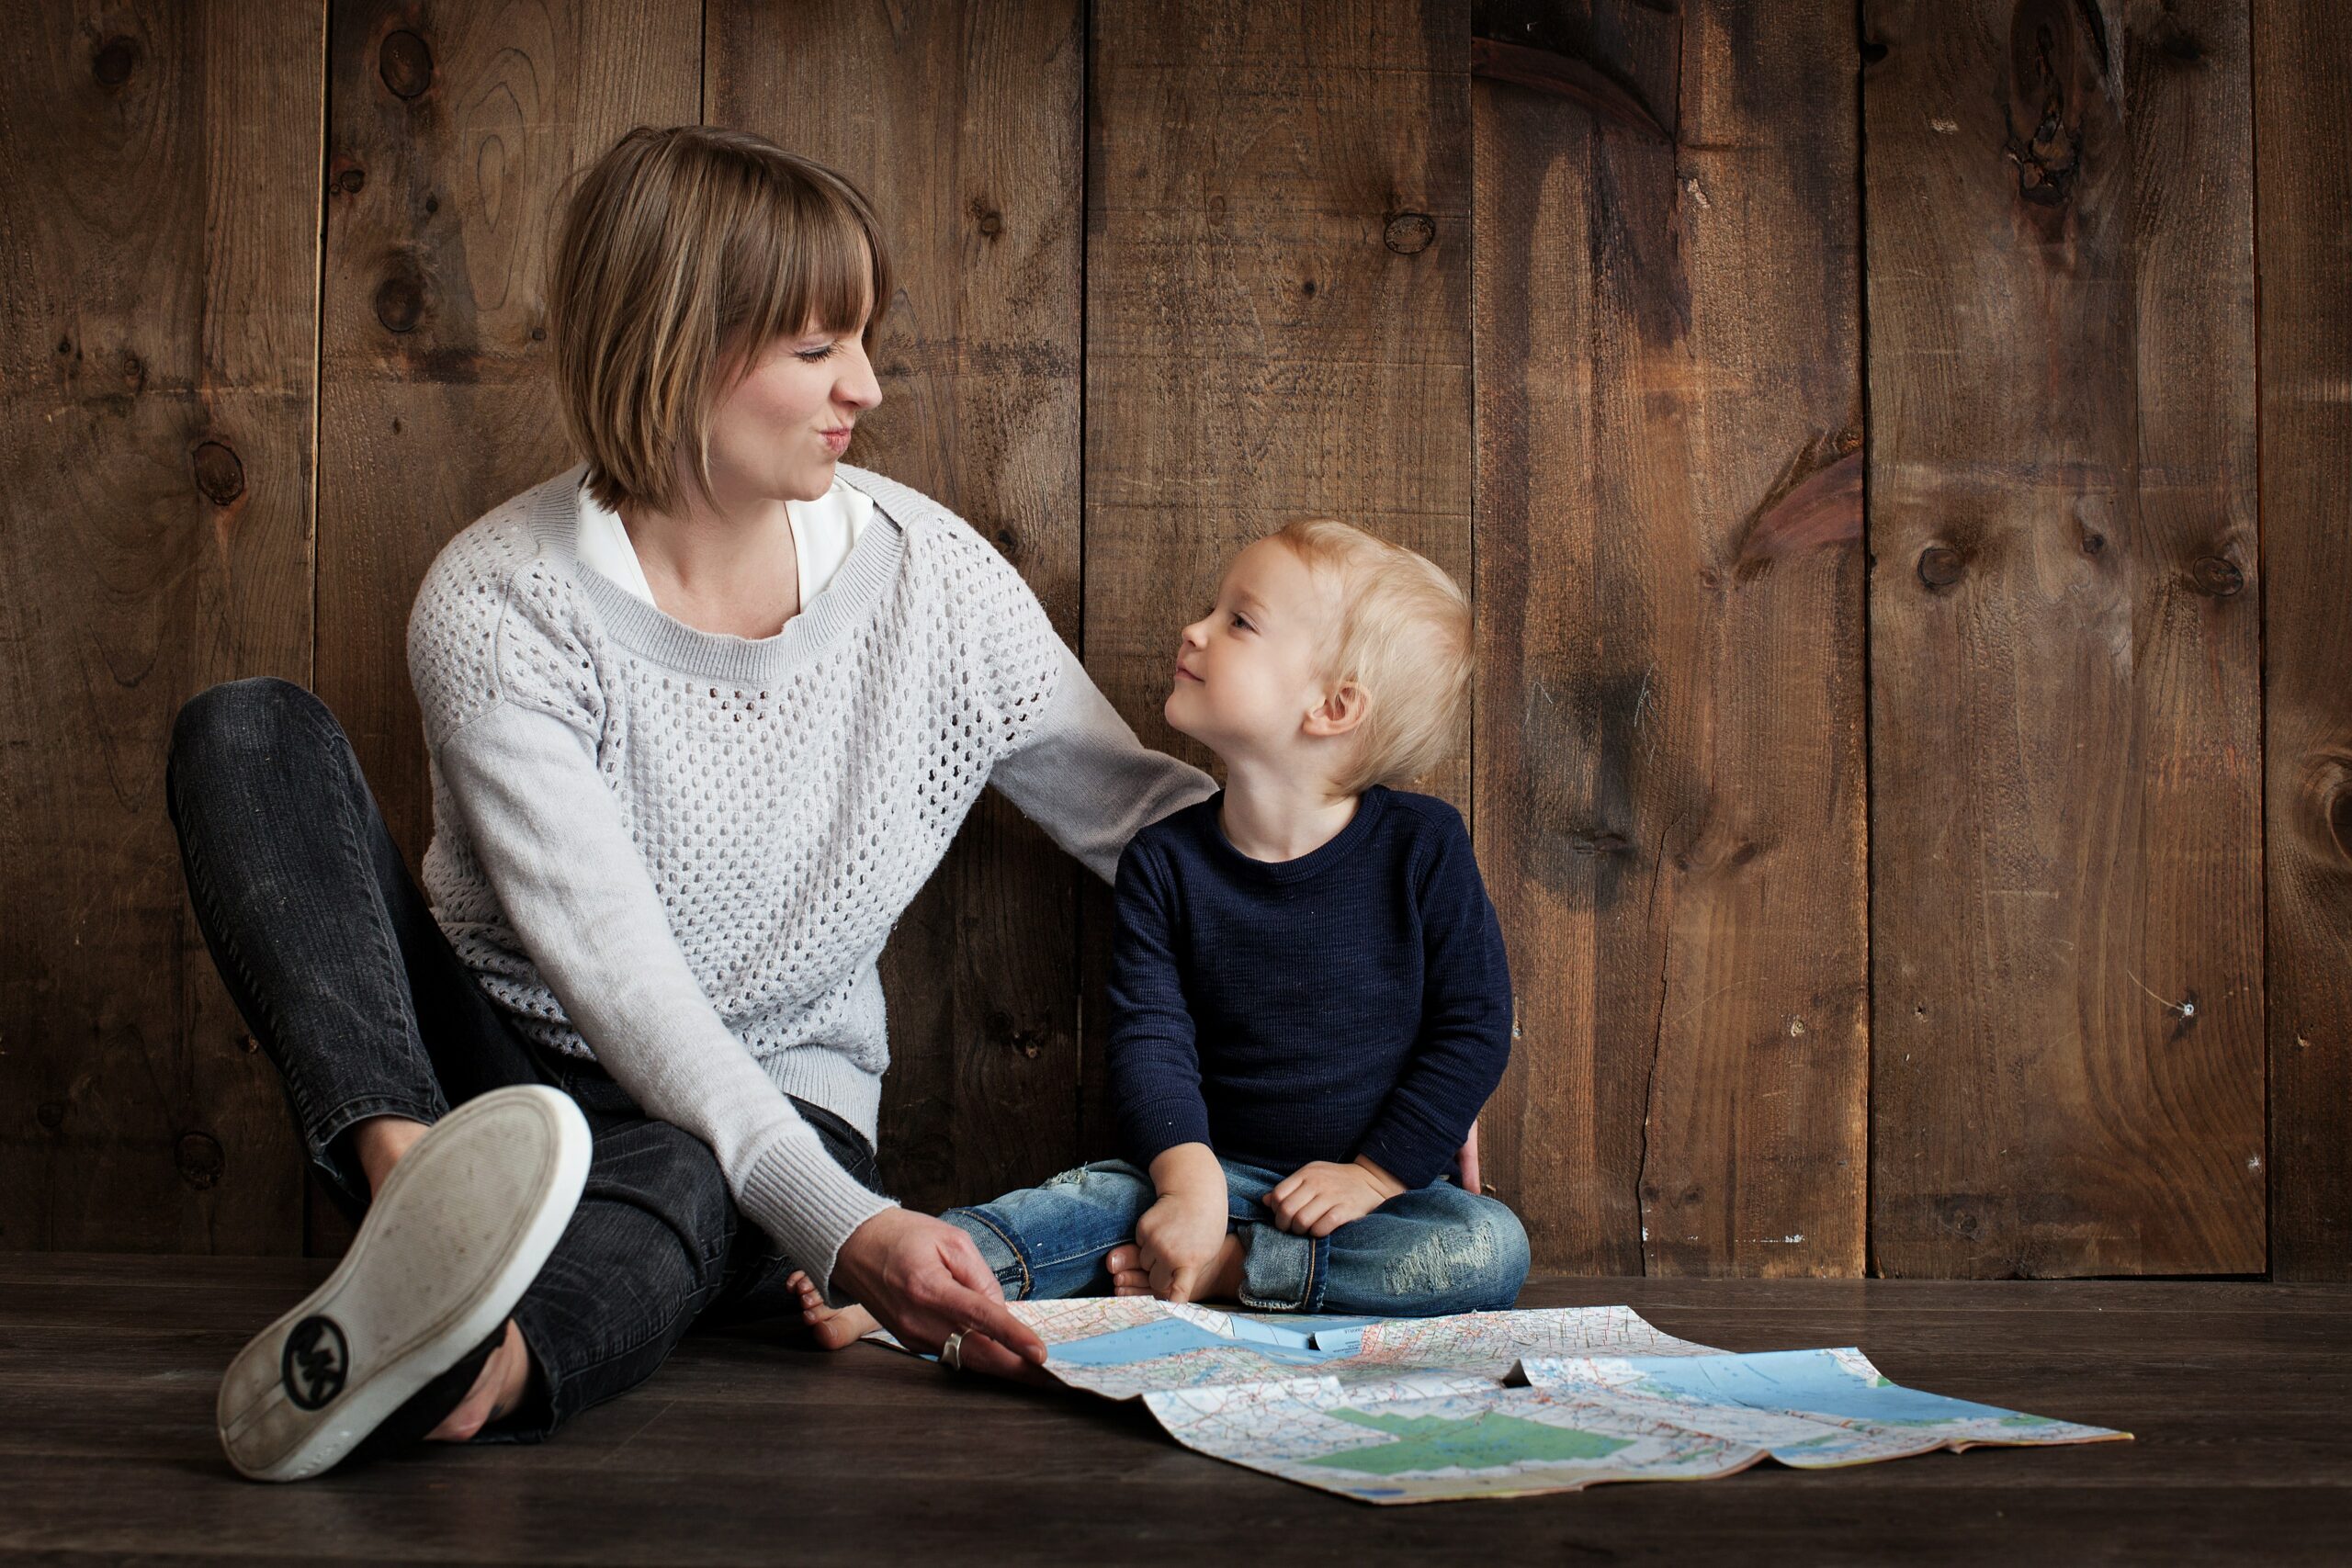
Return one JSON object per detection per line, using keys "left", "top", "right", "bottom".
{"left": 1103, "top": 839, "right": 1216, "bottom": 1166}
{"left": 410, "top": 550, "right": 894, "bottom": 1304}
{"left": 1354, "top": 809, "right": 1516, "bottom": 1190}
{"left": 989, "top": 643, "right": 1220, "bottom": 885}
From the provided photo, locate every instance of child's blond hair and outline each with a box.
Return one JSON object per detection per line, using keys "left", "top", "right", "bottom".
{"left": 547, "top": 125, "right": 893, "bottom": 519}
{"left": 1266, "top": 519, "right": 1473, "bottom": 795}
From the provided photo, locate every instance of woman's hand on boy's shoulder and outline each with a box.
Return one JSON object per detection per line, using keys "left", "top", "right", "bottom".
{"left": 1267, "top": 1156, "right": 1408, "bottom": 1238}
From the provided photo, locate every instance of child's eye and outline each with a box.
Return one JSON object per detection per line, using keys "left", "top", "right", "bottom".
{"left": 796, "top": 342, "right": 841, "bottom": 363}
{"left": 1229, "top": 614, "right": 1253, "bottom": 632}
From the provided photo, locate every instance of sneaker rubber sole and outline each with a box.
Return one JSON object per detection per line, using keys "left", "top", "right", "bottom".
{"left": 216, "top": 1084, "right": 592, "bottom": 1482}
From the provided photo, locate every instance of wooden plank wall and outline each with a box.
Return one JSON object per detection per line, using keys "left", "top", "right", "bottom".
{"left": 2258, "top": 0, "right": 2352, "bottom": 1280}
{"left": 1, "top": 0, "right": 2344, "bottom": 1280}
{"left": 1473, "top": 2, "right": 1868, "bottom": 1277}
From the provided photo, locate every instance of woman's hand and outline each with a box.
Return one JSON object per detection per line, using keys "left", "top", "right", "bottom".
{"left": 1267, "top": 1156, "right": 1408, "bottom": 1237}
{"left": 1456, "top": 1120, "right": 1482, "bottom": 1194}
{"left": 829, "top": 1208, "right": 1048, "bottom": 1380}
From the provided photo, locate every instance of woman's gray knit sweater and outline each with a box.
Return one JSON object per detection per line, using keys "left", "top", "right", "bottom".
{"left": 405, "top": 460, "right": 1216, "bottom": 1300}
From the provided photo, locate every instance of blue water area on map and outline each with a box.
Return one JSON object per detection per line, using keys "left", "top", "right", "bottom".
{"left": 1215, "top": 1314, "right": 1385, "bottom": 1353}
{"left": 1623, "top": 1349, "right": 2023, "bottom": 1426}
{"left": 1050, "top": 1317, "right": 1349, "bottom": 1369}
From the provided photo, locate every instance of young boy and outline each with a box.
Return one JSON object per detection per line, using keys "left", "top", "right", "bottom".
{"left": 796, "top": 518, "right": 1525, "bottom": 1341}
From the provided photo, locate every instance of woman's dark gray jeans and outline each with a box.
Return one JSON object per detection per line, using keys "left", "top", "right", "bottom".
{"left": 164, "top": 675, "right": 885, "bottom": 1441}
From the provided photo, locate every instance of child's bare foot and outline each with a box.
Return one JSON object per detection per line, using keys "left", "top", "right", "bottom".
{"left": 1105, "top": 1234, "right": 1245, "bottom": 1303}
{"left": 786, "top": 1269, "right": 879, "bottom": 1350}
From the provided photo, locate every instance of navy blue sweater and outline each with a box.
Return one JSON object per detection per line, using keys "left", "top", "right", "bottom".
{"left": 1104, "top": 785, "right": 1514, "bottom": 1190}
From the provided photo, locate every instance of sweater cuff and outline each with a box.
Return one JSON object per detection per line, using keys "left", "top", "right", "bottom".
{"left": 736, "top": 1129, "right": 899, "bottom": 1306}
{"left": 1356, "top": 1117, "right": 1456, "bottom": 1193}
{"left": 1120, "top": 1096, "right": 1216, "bottom": 1168}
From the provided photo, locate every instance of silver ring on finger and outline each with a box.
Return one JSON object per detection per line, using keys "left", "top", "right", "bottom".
{"left": 940, "top": 1329, "right": 965, "bottom": 1371}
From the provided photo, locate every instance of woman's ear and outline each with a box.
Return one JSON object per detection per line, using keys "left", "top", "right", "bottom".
{"left": 1303, "top": 681, "right": 1368, "bottom": 739}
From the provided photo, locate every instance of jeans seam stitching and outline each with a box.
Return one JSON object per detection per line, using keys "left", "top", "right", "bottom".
{"left": 954, "top": 1210, "right": 1033, "bottom": 1298}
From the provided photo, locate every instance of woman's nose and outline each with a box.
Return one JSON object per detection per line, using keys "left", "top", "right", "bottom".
{"left": 840, "top": 341, "right": 883, "bottom": 410}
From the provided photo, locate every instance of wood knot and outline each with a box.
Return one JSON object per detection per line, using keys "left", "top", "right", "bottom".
{"left": 332, "top": 163, "right": 367, "bottom": 196}
{"left": 1917, "top": 545, "right": 1965, "bottom": 588}
{"left": 93, "top": 36, "right": 141, "bottom": 86}
{"left": 374, "top": 263, "right": 426, "bottom": 333}
{"left": 379, "top": 29, "right": 434, "bottom": 99}
{"left": 2189, "top": 555, "right": 2243, "bottom": 597}
{"left": 192, "top": 441, "right": 245, "bottom": 506}
{"left": 36, "top": 1101, "right": 65, "bottom": 1131}
{"left": 971, "top": 199, "right": 1004, "bottom": 238}
{"left": 2321, "top": 767, "right": 2352, "bottom": 863}
{"left": 175, "top": 1131, "right": 226, "bottom": 1190}
{"left": 1384, "top": 212, "right": 1436, "bottom": 254}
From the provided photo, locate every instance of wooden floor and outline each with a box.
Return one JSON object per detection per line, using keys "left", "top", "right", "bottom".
{"left": 3, "top": 1257, "right": 2344, "bottom": 1564}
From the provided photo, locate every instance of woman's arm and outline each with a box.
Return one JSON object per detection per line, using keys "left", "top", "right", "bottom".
{"left": 437, "top": 698, "right": 1046, "bottom": 1368}
{"left": 435, "top": 699, "right": 898, "bottom": 1292}
{"left": 988, "top": 644, "right": 1217, "bottom": 884}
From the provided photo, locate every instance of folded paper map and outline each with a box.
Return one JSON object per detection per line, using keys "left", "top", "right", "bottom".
{"left": 870, "top": 1299, "right": 2128, "bottom": 1505}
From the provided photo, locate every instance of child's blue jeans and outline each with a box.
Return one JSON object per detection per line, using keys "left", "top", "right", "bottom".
{"left": 942, "top": 1156, "right": 1532, "bottom": 1316}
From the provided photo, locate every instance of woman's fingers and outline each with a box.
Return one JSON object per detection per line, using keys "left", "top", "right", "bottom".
{"left": 950, "top": 1327, "right": 1036, "bottom": 1381}
{"left": 945, "top": 1286, "right": 1046, "bottom": 1365}
{"left": 933, "top": 1235, "right": 1048, "bottom": 1363}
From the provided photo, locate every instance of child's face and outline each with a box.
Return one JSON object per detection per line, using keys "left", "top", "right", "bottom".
{"left": 1165, "top": 539, "right": 1343, "bottom": 764}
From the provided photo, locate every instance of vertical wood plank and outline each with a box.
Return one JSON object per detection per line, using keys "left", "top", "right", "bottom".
{"left": 315, "top": 2, "right": 702, "bottom": 1248}
{"left": 0, "top": 2, "right": 320, "bottom": 1251}
{"left": 2257, "top": 0, "right": 2352, "bottom": 1280}
{"left": 1472, "top": 1, "right": 1869, "bottom": 1274}
{"left": 710, "top": 1, "right": 1089, "bottom": 1212}
{"left": 1864, "top": 0, "right": 2265, "bottom": 1276}
{"left": 1080, "top": 1, "right": 1476, "bottom": 1154}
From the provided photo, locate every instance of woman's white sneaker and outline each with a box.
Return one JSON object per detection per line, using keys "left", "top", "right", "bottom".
{"left": 216, "top": 1084, "right": 592, "bottom": 1482}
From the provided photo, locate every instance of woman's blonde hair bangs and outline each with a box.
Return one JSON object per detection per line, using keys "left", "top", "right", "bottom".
{"left": 547, "top": 125, "right": 892, "bottom": 517}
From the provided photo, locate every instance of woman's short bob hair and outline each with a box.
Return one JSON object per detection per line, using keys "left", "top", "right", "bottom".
{"left": 547, "top": 125, "right": 892, "bottom": 518}
{"left": 1265, "top": 518, "right": 1475, "bottom": 796}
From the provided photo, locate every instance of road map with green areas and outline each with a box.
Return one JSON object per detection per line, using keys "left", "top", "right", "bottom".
{"left": 869, "top": 1300, "right": 2129, "bottom": 1505}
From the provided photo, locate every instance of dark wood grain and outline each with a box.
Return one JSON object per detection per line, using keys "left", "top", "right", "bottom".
{"left": 1, "top": 1256, "right": 2343, "bottom": 1564}
{"left": 310, "top": 1, "right": 703, "bottom": 1254}
{"left": 2256, "top": 0, "right": 2352, "bottom": 1280}
{"left": 1472, "top": 2, "right": 1869, "bottom": 1276}
{"left": 707, "top": 0, "right": 1091, "bottom": 1213}
{"left": 0, "top": 0, "right": 319, "bottom": 1251}
{"left": 1862, "top": 0, "right": 2266, "bottom": 1275}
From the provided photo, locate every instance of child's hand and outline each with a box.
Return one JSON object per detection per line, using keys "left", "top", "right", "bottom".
{"left": 1268, "top": 1156, "right": 1408, "bottom": 1237}
{"left": 1135, "top": 1190, "right": 1229, "bottom": 1303}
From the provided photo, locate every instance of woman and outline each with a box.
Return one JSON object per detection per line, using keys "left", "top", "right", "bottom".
{"left": 166, "top": 125, "right": 1215, "bottom": 1482}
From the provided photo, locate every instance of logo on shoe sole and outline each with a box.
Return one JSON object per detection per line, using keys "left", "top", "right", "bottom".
{"left": 281, "top": 1315, "right": 348, "bottom": 1410}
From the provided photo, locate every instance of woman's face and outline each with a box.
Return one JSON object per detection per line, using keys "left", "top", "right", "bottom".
{"left": 704, "top": 290, "right": 884, "bottom": 506}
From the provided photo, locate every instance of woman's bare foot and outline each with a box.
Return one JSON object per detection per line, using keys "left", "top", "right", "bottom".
{"left": 426, "top": 1318, "right": 532, "bottom": 1440}
{"left": 1105, "top": 1233, "right": 1245, "bottom": 1303}
{"left": 787, "top": 1269, "right": 880, "bottom": 1350}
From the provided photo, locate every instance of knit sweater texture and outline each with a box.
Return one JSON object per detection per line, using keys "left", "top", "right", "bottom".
{"left": 405, "top": 460, "right": 1216, "bottom": 1299}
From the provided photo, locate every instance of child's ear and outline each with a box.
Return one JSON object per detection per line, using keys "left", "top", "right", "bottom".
{"left": 1303, "top": 682, "right": 1368, "bottom": 739}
